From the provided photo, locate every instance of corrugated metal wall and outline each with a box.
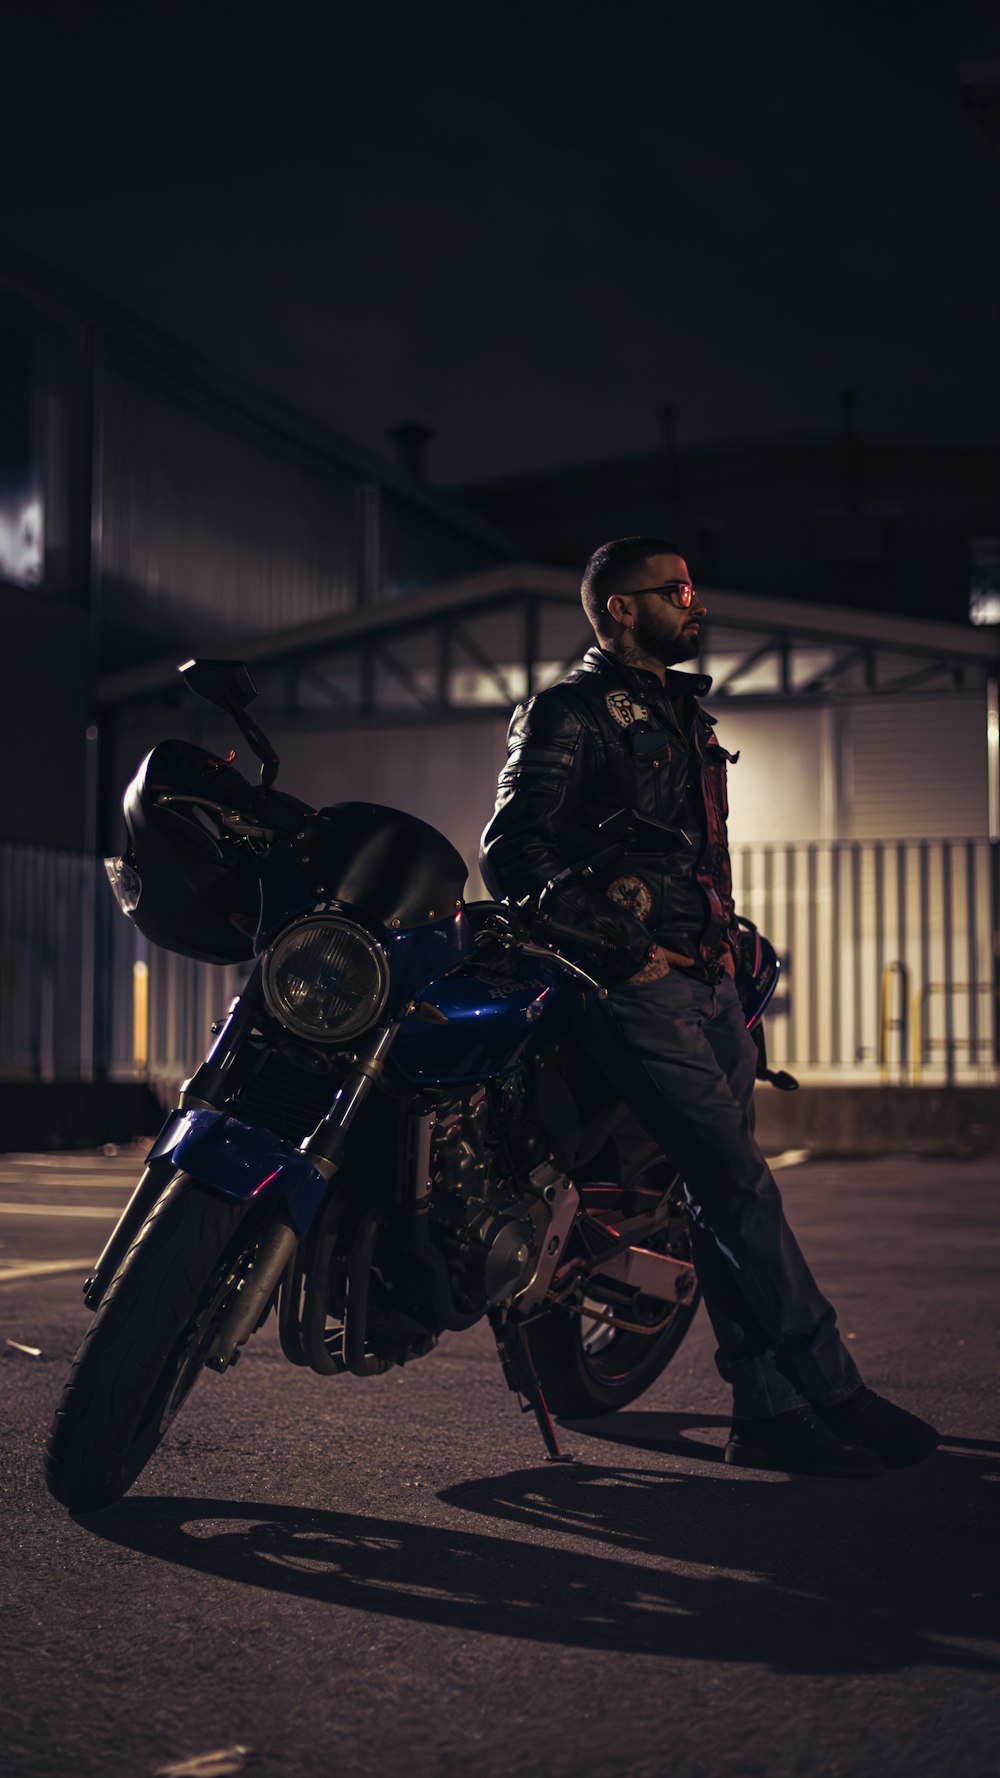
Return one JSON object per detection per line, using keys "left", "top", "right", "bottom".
{"left": 99, "top": 350, "right": 363, "bottom": 666}
{"left": 0, "top": 845, "right": 98, "bottom": 1081}
{"left": 840, "top": 700, "right": 988, "bottom": 838}
{"left": 97, "top": 352, "right": 504, "bottom": 670}
{"left": 713, "top": 696, "right": 991, "bottom": 847}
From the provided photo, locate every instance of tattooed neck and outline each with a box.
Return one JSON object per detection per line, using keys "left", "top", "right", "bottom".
{"left": 605, "top": 637, "right": 667, "bottom": 683}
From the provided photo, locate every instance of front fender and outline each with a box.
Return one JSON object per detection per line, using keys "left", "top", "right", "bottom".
{"left": 148, "top": 1109, "right": 328, "bottom": 1235}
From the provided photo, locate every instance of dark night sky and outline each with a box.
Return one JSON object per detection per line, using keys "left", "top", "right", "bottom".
{"left": 2, "top": 2, "right": 999, "bottom": 482}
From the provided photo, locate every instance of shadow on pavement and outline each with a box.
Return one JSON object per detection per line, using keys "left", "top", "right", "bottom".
{"left": 76, "top": 1415, "right": 999, "bottom": 1676}
{"left": 553, "top": 1411, "right": 1000, "bottom": 1461}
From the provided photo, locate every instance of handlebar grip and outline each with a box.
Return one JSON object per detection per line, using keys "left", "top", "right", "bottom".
{"left": 531, "top": 913, "right": 616, "bottom": 957}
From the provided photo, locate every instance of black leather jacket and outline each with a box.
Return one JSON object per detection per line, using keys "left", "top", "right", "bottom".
{"left": 480, "top": 646, "right": 740, "bottom": 985}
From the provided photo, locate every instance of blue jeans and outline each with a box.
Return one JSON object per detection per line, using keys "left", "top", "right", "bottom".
{"left": 577, "top": 970, "right": 861, "bottom": 1419}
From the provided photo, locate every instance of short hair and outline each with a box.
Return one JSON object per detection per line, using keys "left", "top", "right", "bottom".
{"left": 581, "top": 535, "right": 682, "bottom": 633}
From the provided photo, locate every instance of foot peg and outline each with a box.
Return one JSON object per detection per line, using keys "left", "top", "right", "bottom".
{"left": 762, "top": 1067, "right": 798, "bottom": 1091}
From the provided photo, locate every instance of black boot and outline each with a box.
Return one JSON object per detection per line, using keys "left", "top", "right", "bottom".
{"left": 816, "top": 1387, "right": 939, "bottom": 1470}
{"left": 725, "top": 1406, "right": 883, "bottom": 1478}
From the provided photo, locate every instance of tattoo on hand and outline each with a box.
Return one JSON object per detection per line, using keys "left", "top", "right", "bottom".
{"left": 627, "top": 953, "right": 671, "bottom": 986}
{"left": 626, "top": 944, "right": 696, "bottom": 986}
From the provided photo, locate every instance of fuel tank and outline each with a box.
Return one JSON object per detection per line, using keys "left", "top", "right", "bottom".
{"left": 390, "top": 948, "right": 566, "bottom": 1085}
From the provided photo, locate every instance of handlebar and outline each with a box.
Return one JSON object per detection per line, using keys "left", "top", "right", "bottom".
{"left": 469, "top": 899, "right": 618, "bottom": 962}
{"left": 529, "top": 910, "right": 617, "bottom": 957}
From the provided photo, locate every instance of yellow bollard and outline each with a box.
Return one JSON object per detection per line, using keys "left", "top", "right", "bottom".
{"left": 909, "top": 984, "right": 925, "bottom": 1082}
{"left": 878, "top": 962, "right": 909, "bottom": 1083}
{"left": 132, "top": 959, "right": 149, "bottom": 1072}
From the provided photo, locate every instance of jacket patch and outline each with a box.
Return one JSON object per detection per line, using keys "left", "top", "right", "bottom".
{"left": 606, "top": 874, "right": 654, "bottom": 922}
{"left": 606, "top": 690, "right": 648, "bottom": 729}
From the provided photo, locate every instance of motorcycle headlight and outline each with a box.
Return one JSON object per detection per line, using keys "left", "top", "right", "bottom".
{"left": 261, "top": 915, "right": 390, "bottom": 1042}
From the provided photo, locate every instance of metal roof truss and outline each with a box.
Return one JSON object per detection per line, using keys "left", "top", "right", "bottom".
{"left": 113, "top": 581, "right": 997, "bottom": 741}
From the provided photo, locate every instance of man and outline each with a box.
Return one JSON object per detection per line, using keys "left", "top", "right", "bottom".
{"left": 480, "top": 535, "right": 938, "bottom": 1476}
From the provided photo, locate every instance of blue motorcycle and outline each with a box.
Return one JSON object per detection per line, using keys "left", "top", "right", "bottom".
{"left": 45, "top": 660, "right": 786, "bottom": 1512}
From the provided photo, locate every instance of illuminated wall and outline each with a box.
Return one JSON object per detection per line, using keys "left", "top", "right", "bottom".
{"left": 713, "top": 699, "right": 989, "bottom": 844}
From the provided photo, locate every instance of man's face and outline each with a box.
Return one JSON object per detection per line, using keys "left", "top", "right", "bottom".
{"left": 617, "top": 552, "right": 706, "bottom": 666}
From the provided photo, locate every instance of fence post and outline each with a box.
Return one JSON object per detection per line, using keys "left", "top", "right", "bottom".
{"left": 78, "top": 851, "right": 96, "bottom": 1084}
{"left": 941, "top": 842, "right": 955, "bottom": 1086}
{"left": 992, "top": 840, "right": 1000, "bottom": 1069}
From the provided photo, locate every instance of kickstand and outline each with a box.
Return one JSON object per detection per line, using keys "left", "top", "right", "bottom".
{"left": 488, "top": 1308, "right": 573, "bottom": 1462}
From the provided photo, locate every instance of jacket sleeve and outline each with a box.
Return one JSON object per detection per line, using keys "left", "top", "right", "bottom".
{"left": 479, "top": 689, "right": 652, "bottom": 984}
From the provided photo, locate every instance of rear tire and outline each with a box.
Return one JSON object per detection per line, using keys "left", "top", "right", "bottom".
{"left": 45, "top": 1175, "right": 260, "bottom": 1512}
{"left": 524, "top": 1224, "right": 701, "bottom": 1418}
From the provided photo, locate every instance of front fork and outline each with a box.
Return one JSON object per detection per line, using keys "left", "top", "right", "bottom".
{"left": 84, "top": 966, "right": 397, "bottom": 1315}
{"left": 191, "top": 1015, "right": 401, "bottom": 1373}
{"left": 84, "top": 969, "right": 268, "bottom": 1309}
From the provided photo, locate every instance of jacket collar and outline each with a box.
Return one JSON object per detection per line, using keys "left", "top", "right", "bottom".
{"left": 583, "top": 645, "right": 712, "bottom": 701}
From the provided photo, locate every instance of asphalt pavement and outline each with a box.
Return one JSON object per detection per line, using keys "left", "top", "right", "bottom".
{"left": 1, "top": 1147, "right": 998, "bottom": 1778}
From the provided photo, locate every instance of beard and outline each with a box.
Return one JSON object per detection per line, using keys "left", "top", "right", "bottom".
{"left": 633, "top": 607, "right": 700, "bottom": 666}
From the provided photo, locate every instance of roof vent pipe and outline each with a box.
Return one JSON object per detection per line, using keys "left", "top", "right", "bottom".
{"left": 388, "top": 421, "right": 434, "bottom": 483}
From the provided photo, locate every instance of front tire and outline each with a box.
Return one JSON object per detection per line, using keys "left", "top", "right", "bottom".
{"left": 45, "top": 1175, "right": 260, "bottom": 1512}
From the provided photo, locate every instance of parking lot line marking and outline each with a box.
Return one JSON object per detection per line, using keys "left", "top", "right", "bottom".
{"left": 0, "top": 1259, "right": 92, "bottom": 1283}
{"left": 4, "top": 1155, "right": 147, "bottom": 1168}
{"left": 0, "top": 1180, "right": 135, "bottom": 1194}
{"left": 0, "top": 1202, "right": 118, "bottom": 1219}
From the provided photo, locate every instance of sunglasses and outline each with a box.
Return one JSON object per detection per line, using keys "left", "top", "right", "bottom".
{"left": 627, "top": 581, "right": 697, "bottom": 609}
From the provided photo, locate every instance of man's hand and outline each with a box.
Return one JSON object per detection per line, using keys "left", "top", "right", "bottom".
{"left": 626, "top": 943, "right": 696, "bottom": 986}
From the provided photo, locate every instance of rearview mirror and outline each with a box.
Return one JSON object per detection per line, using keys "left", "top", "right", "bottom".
{"left": 178, "top": 659, "right": 259, "bottom": 712}
{"left": 177, "top": 658, "right": 279, "bottom": 790}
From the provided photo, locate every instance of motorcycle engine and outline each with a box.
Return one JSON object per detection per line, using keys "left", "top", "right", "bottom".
{"left": 426, "top": 1076, "right": 555, "bottom": 1311}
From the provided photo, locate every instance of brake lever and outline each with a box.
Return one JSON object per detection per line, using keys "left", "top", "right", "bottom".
{"left": 517, "top": 941, "right": 607, "bottom": 994}
{"left": 481, "top": 905, "right": 608, "bottom": 994}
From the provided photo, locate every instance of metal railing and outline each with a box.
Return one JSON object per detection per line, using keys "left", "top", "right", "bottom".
{"left": 1, "top": 838, "right": 998, "bottom": 1088}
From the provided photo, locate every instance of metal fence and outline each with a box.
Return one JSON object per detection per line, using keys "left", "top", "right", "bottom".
{"left": 731, "top": 840, "right": 999, "bottom": 1083}
{"left": 2, "top": 839, "right": 997, "bottom": 1091}
{"left": 0, "top": 845, "right": 99, "bottom": 1082}
{"left": 0, "top": 844, "right": 247, "bottom": 1098}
